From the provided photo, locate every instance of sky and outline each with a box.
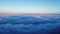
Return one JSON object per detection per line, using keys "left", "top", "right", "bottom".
{"left": 0, "top": 0, "right": 60, "bottom": 14}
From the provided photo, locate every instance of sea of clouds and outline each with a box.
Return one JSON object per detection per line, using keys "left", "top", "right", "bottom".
{"left": 0, "top": 15, "right": 60, "bottom": 34}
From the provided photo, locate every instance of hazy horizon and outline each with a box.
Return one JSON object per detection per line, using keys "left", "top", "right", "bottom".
{"left": 0, "top": 0, "right": 60, "bottom": 14}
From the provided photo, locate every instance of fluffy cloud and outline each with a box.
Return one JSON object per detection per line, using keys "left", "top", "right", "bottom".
{"left": 0, "top": 15, "right": 60, "bottom": 34}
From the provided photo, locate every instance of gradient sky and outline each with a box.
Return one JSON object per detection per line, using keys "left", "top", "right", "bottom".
{"left": 0, "top": 0, "right": 60, "bottom": 14}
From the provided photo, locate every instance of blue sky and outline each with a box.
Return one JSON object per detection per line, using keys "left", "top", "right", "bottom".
{"left": 0, "top": 0, "right": 60, "bottom": 14}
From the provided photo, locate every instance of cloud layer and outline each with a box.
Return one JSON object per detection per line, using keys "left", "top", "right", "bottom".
{"left": 0, "top": 15, "right": 60, "bottom": 34}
